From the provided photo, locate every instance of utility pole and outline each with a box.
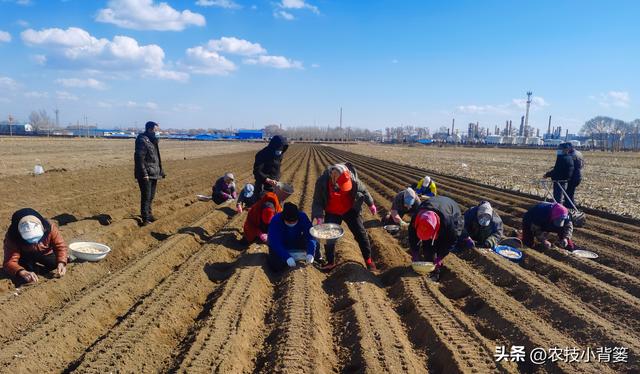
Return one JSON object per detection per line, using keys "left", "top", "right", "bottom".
{"left": 53, "top": 108, "right": 59, "bottom": 138}
{"left": 524, "top": 91, "right": 533, "bottom": 134}
{"left": 339, "top": 107, "right": 343, "bottom": 130}
{"left": 8, "top": 115, "right": 13, "bottom": 136}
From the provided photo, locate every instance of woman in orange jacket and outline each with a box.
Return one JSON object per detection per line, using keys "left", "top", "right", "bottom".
{"left": 3, "top": 208, "right": 68, "bottom": 284}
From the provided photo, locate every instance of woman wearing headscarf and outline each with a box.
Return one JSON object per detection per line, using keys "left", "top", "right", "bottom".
{"left": 382, "top": 187, "right": 420, "bottom": 227}
{"left": 212, "top": 172, "right": 237, "bottom": 205}
{"left": 3, "top": 208, "right": 68, "bottom": 284}
{"left": 459, "top": 201, "right": 504, "bottom": 249}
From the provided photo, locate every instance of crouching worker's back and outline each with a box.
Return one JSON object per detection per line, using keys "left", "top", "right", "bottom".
{"left": 267, "top": 203, "right": 317, "bottom": 272}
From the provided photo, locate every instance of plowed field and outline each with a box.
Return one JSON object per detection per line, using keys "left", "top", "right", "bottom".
{"left": 0, "top": 143, "right": 637, "bottom": 373}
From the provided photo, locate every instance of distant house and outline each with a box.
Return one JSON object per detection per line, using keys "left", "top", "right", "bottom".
{"left": 0, "top": 122, "right": 34, "bottom": 135}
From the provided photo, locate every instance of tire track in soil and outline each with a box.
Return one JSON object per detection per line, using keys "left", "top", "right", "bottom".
{"left": 314, "top": 147, "right": 427, "bottom": 373}
{"left": 325, "top": 147, "right": 640, "bottom": 327}
{"left": 253, "top": 147, "right": 338, "bottom": 374}
{"left": 318, "top": 146, "right": 610, "bottom": 372}
{"left": 0, "top": 163, "right": 258, "bottom": 344}
{"left": 326, "top": 147, "right": 640, "bottom": 273}
{"left": 166, "top": 146, "right": 310, "bottom": 373}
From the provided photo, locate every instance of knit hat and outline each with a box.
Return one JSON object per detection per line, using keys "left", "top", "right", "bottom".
{"left": 283, "top": 202, "right": 299, "bottom": 222}
{"left": 414, "top": 210, "right": 440, "bottom": 241}
{"left": 550, "top": 203, "right": 569, "bottom": 226}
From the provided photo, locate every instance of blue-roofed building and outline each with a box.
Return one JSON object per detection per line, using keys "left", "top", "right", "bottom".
{"left": 235, "top": 129, "right": 264, "bottom": 140}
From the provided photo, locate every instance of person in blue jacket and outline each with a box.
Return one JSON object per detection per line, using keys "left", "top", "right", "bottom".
{"left": 522, "top": 202, "right": 574, "bottom": 250}
{"left": 267, "top": 202, "right": 318, "bottom": 272}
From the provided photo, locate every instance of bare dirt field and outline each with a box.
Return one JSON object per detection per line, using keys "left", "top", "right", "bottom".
{"left": 0, "top": 140, "right": 638, "bottom": 373}
{"left": 334, "top": 143, "right": 640, "bottom": 219}
{"left": 0, "top": 136, "right": 262, "bottom": 177}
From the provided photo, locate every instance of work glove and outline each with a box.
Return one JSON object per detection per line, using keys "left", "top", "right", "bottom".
{"left": 559, "top": 238, "right": 569, "bottom": 248}
{"left": 542, "top": 240, "right": 552, "bottom": 250}
{"left": 483, "top": 240, "right": 493, "bottom": 249}
{"left": 369, "top": 204, "right": 377, "bottom": 215}
{"left": 286, "top": 257, "right": 296, "bottom": 268}
{"left": 315, "top": 217, "right": 324, "bottom": 225}
{"left": 259, "top": 233, "right": 268, "bottom": 243}
{"left": 399, "top": 220, "right": 409, "bottom": 228}
{"left": 306, "top": 254, "right": 314, "bottom": 264}
{"left": 236, "top": 204, "right": 243, "bottom": 214}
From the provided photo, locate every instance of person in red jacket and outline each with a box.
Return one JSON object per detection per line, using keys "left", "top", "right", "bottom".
{"left": 3, "top": 208, "right": 68, "bottom": 284}
{"left": 243, "top": 183, "right": 293, "bottom": 243}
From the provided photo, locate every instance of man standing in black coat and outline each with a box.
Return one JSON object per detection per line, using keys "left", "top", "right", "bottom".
{"left": 544, "top": 142, "right": 574, "bottom": 206}
{"left": 134, "top": 121, "right": 165, "bottom": 226}
{"left": 253, "top": 135, "right": 288, "bottom": 197}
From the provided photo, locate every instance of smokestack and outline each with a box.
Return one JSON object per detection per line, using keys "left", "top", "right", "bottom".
{"left": 547, "top": 115, "right": 552, "bottom": 135}
{"left": 451, "top": 118, "right": 455, "bottom": 135}
{"left": 536, "top": 128, "right": 540, "bottom": 137}
{"left": 519, "top": 116, "right": 525, "bottom": 136}
{"left": 565, "top": 129, "right": 569, "bottom": 141}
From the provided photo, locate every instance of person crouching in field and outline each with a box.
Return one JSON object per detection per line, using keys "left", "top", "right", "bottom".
{"left": 134, "top": 121, "right": 165, "bottom": 226}
{"left": 236, "top": 183, "right": 258, "bottom": 214}
{"left": 3, "top": 208, "right": 68, "bottom": 284}
{"left": 212, "top": 172, "right": 237, "bottom": 205}
{"left": 522, "top": 202, "right": 574, "bottom": 250}
{"left": 459, "top": 201, "right": 504, "bottom": 250}
{"left": 311, "top": 163, "right": 378, "bottom": 271}
{"left": 382, "top": 187, "right": 420, "bottom": 227}
{"left": 413, "top": 175, "right": 437, "bottom": 198}
{"left": 267, "top": 203, "right": 318, "bottom": 271}
{"left": 409, "top": 196, "right": 463, "bottom": 281}
{"left": 243, "top": 183, "right": 293, "bottom": 244}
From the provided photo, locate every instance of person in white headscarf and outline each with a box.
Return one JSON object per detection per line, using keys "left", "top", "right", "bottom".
{"left": 459, "top": 201, "right": 504, "bottom": 249}
{"left": 414, "top": 175, "right": 437, "bottom": 197}
{"left": 383, "top": 187, "right": 420, "bottom": 227}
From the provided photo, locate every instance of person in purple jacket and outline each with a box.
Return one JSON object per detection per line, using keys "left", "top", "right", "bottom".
{"left": 212, "top": 172, "right": 237, "bottom": 205}
{"left": 522, "top": 202, "right": 574, "bottom": 250}
{"left": 267, "top": 202, "right": 318, "bottom": 272}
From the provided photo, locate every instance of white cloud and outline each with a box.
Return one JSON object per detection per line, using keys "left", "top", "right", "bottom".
{"left": 16, "top": 19, "right": 30, "bottom": 27}
{"left": 274, "top": 10, "right": 294, "bottom": 20}
{"left": 126, "top": 100, "right": 158, "bottom": 110}
{"left": 244, "top": 55, "right": 302, "bottom": 69}
{"left": 311, "top": 63, "right": 319, "bottom": 68}
{"left": 512, "top": 96, "right": 548, "bottom": 109}
{"left": 195, "top": 0, "right": 241, "bottom": 9}
{"left": 1, "top": 0, "right": 32, "bottom": 5}
{"left": 21, "top": 27, "right": 185, "bottom": 81}
{"left": 0, "top": 31, "right": 11, "bottom": 43}
{"left": 593, "top": 91, "right": 630, "bottom": 108}
{"left": 24, "top": 91, "right": 49, "bottom": 98}
{"left": 279, "top": 0, "right": 318, "bottom": 13}
{"left": 173, "top": 103, "right": 202, "bottom": 112}
{"left": 56, "top": 77, "right": 107, "bottom": 90}
{"left": 56, "top": 90, "right": 78, "bottom": 101}
{"left": 97, "top": 101, "right": 113, "bottom": 108}
{"left": 0, "top": 76, "right": 19, "bottom": 90}
{"left": 208, "top": 36, "right": 266, "bottom": 56}
{"left": 457, "top": 95, "right": 549, "bottom": 115}
{"left": 96, "top": 0, "right": 205, "bottom": 31}
{"left": 183, "top": 46, "right": 236, "bottom": 75}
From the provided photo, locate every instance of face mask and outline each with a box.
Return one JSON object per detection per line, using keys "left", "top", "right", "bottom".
{"left": 275, "top": 150, "right": 283, "bottom": 156}
{"left": 478, "top": 216, "right": 491, "bottom": 227}
{"left": 19, "top": 221, "right": 44, "bottom": 243}
{"left": 155, "top": 131, "right": 161, "bottom": 137}
{"left": 285, "top": 221, "right": 297, "bottom": 228}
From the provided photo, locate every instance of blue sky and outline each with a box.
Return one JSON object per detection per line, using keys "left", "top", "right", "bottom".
{"left": 0, "top": 0, "right": 638, "bottom": 132}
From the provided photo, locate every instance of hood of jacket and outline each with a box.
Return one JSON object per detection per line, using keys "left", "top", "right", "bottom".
{"left": 268, "top": 135, "right": 288, "bottom": 151}
{"left": 8, "top": 208, "right": 51, "bottom": 244}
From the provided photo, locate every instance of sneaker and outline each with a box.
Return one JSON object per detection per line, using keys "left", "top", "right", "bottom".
{"left": 320, "top": 262, "right": 336, "bottom": 272}
{"left": 365, "top": 258, "right": 377, "bottom": 271}
{"left": 148, "top": 215, "right": 157, "bottom": 222}
{"left": 140, "top": 220, "right": 152, "bottom": 227}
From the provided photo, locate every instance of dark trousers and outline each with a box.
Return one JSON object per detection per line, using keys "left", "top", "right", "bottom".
{"left": 254, "top": 179, "right": 274, "bottom": 198}
{"left": 19, "top": 251, "right": 58, "bottom": 273}
{"left": 324, "top": 209, "right": 371, "bottom": 264}
{"left": 553, "top": 181, "right": 567, "bottom": 206}
{"left": 413, "top": 242, "right": 450, "bottom": 262}
{"left": 566, "top": 178, "right": 581, "bottom": 205}
{"left": 137, "top": 178, "right": 158, "bottom": 220}
{"left": 212, "top": 191, "right": 230, "bottom": 205}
